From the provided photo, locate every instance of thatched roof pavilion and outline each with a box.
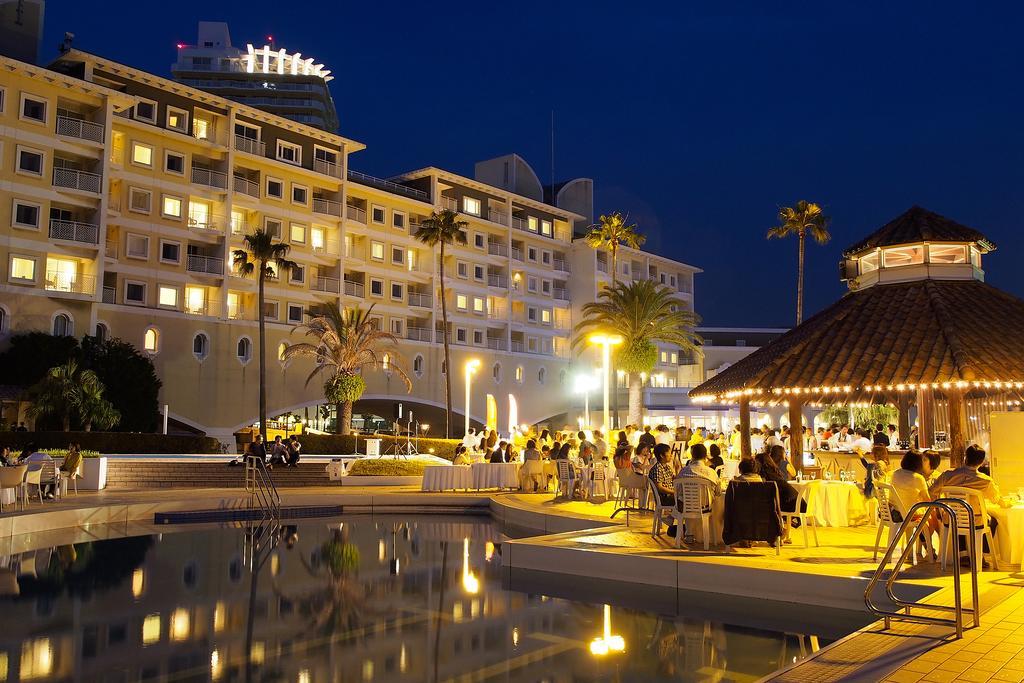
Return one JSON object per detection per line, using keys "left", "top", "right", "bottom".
{"left": 691, "top": 206, "right": 1024, "bottom": 466}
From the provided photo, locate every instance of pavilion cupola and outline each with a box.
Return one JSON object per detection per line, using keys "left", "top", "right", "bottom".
{"left": 839, "top": 206, "right": 996, "bottom": 292}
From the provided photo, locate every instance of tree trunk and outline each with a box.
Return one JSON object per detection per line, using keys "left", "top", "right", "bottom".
{"left": 334, "top": 401, "right": 343, "bottom": 434}
{"left": 341, "top": 401, "right": 353, "bottom": 435}
{"left": 63, "top": 413, "right": 71, "bottom": 432}
{"left": 627, "top": 372, "right": 643, "bottom": 426}
{"left": 439, "top": 243, "right": 454, "bottom": 439}
{"left": 258, "top": 269, "right": 268, "bottom": 444}
{"left": 610, "top": 244, "right": 620, "bottom": 428}
{"left": 796, "top": 231, "right": 806, "bottom": 325}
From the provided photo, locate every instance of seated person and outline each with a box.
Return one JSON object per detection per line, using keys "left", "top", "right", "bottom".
{"left": 734, "top": 457, "right": 762, "bottom": 482}
{"left": 452, "top": 445, "right": 472, "bottom": 465}
{"left": 489, "top": 441, "right": 508, "bottom": 463}
{"left": 755, "top": 448, "right": 801, "bottom": 513}
{"left": 522, "top": 439, "right": 541, "bottom": 461}
{"left": 60, "top": 443, "right": 84, "bottom": 480}
{"left": 891, "top": 451, "right": 931, "bottom": 516}
{"left": 708, "top": 443, "right": 725, "bottom": 470}
{"left": 647, "top": 444, "right": 676, "bottom": 507}
{"left": 613, "top": 445, "right": 633, "bottom": 471}
{"left": 676, "top": 443, "right": 721, "bottom": 491}
{"left": 930, "top": 446, "right": 1010, "bottom": 526}
{"left": 632, "top": 443, "right": 654, "bottom": 473}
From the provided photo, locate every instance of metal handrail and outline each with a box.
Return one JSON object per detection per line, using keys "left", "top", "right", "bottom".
{"left": 244, "top": 455, "right": 281, "bottom": 521}
{"left": 864, "top": 498, "right": 980, "bottom": 639}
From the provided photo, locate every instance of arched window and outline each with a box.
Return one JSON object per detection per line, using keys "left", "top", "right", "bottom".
{"left": 0, "top": 306, "right": 8, "bottom": 335}
{"left": 52, "top": 313, "right": 72, "bottom": 337}
{"left": 413, "top": 354, "right": 424, "bottom": 378}
{"left": 94, "top": 322, "right": 109, "bottom": 343}
{"left": 515, "top": 366, "right": 524, "bottom": 383}
{"left": 492, "top": 362, "right": 502, "bottom": 384}
{"left": 277, "top": 341, "right": 289, "bottom": 363}
{"left": 143, "top": 327, "right": 159, "bottom": 353}
{"left": 237, "top": 337, "right": 252, "bottom": 362}
{"left": 193, "top": 333, "right": 209, "bottom": 359}
{"left": 537, "top": 367, "right": 546, "bottom": 385}
{"left": 382, "top": 352, "right": 391, "bottom": 371}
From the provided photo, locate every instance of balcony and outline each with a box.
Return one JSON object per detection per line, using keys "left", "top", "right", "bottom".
{"left": 188, "top": 214, "right": 222, "bottom": 233}
{"left": 313, "top": 197, "right": 342, "bottom": 217}
{"left": 191, "top": 167, "right": 228, "bottom": 189}
{"left": 49, "top": 219, "right": 99, "bottom": 245}
{"left": 104, "top": 241, "right": 117, "bottom": 259}
{"left": 407, "top": 327, "right": 433, "bottom": 342}
{"left": 408, "top": 292, "right": 433, "bottom": 308}
{"left": 184, "top": 299, "right": 220, "bottom": 317}
{"left": 56, "top": 115, "right": 104, "bottom": 143}
{"left": 553, "top": 257, "right": 570, "bottom": 273}
{"left": 233, "top": 175, "right": 260, "bottom": 198}
{"left": 487, "top": 338, "right": 507, "bottom": 351}
{"left": 488, "top": 208, "right": 508, "bottom": 226}
{"left": 511, "top": 216, "right": 528, "bottom": 232}
{"left": 313, "top": 158, "right": 341, "bottom": 178}
{"left": 597, "top": 260, "right": 609, "bottom": 274}
{"left": 102, "top": 286, "right": 115, "bottom": 303}
{"left": 53, "top": 168, "right": 102, "bottom": 194}
{"left": 488, "top": 242, "right": 508, "bottom": 257}
{"left": 344, "top": 280, "right": 364, "bottom": 297}
{"left": 45, "top": 270, "right": 95, "bottom": 295}
{"left": 487, "top": 274, "right": 508, "bottom": 288}
{"left": 553, "top": 287, "right": 569, "bottom": 300}
{"left": 312, "top": 275, "right": 340, "bottom": 294}
{"left": 440, "top": 196, "right": 459, "bottom": 212}
{"left": 186, "top": 254, "right": 224, "bottom": 275}
{"left": 511, "top": 247, "right": 523, "bottom": 261}
{"left": 346, "top": 205, "right": 366, "bottom": 223}
{"left": 234, "top": 135, "right": 265, "bottom": 156}
{"left": 347, "top": 169, "right": 429, "bottom": 202}
{"left": 510, "top": 340, "right": 524, "bottom": 353}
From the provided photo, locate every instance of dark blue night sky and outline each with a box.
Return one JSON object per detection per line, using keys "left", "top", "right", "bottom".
{"left": 44, "top": 1, "right": 1024, "bottom": 327}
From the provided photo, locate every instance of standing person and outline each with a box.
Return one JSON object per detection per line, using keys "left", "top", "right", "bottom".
{"left": 655, "top": 425, "right": 672, "bottom": 446}
{"left": 286, "top": 436, "right": 302, "bottom": 467}
{"left": 593, "top": 430, "right": 608, "bottom": 461}
{"left": 248, "top": 434, "right": 268, "bottom": 465}
{"left": 829, "top": 425, "right": 851, "bottom": 449}
{"left": 462, "top": 427, "right": 478, "bottom": 452}
{"left": 750, "top": 428, "right": 765, "bottom": 455}
{"left": 616, "top": 430, "right": 629, "bottom": 448}
{"left": 873, "top": 423, "right": 890, "bottom": 447}
{"left": 638, "top": 426, "right": 656, "bottom": 451}
{"left": 729, "top": 425, "right": 743, "bottom": 457}
{"left": 577, "top": 430, "right": 594, "bottom": 453}
{"left": 850, "top": 429, "right": 874, "bottom": 455}
{"left": 887, "top": 424, "right": 900, "bottom": 447}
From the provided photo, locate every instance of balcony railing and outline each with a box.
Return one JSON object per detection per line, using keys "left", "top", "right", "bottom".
{"left": 510, "top": 340, "right": 524, "bottom": 353}
{"left": 45, "top": 270, "right": 94, "bottom": 295}
{"left": 511, "top": 216, "right": 528, "bottom": 232}
{"left": 347, "top": 169, "right": 429, "bottom": 202}
{"left": 553, "top": 287, "right": 569, "bottom": 300}
{"left": 553, "top": 258, "right": 570, "bottom": 273}
{"left": 407, "top": 327, "right": 433, "bottom": 342}
{"left": 487, "top": 338, "right": 507, "bottom": 351}
{"left": 102, "top": 286, "right": 115, "bottom": 303}
{"left": 233, "top": 175, "right": 260, "bottom": 197}
{"left": 511, "top": 247, "right": 523, "bottom": 261}
{"left": 487, "top": 274, "right": 508, "bottom": 288}
{"left": 408, "top": 292, "right": 433, "bottom": 308}
{"left": 56, "top": 115, "right": 104, "bottom": 143}
{"left": 188, "top": 214, "right": 222, "bottom": 232}
{"left": 186, "top": 254, "right": 224, "bottom": 275}
{"left": 53, "top": 167, "right": 102, "bottom": 194}
{"left": 439, "top": 196, "right": 459, "bottom": 212}
{"left": 191, "top": 167, "right": 228, "bottom": 189}
{"left": 49, "top": 219, "right": 99, "bottom": 245}
{"left": 346, "top": 205, "right": 367, "bottom": 223}
{"left": 488, "top": 242, "right": 508, "bottom": 257}
{"left": 312, "top": 275, "right": 340, "bottom": 293}
{"left": 344, "top": 280, "right": 364, "bottom": 297}
{"left": 488, "top": 208, "right": 508, "bottom": 226}
{"left": 104, "top": 241, "right": 117, "bottom": 259}
{"left": 184, "top": 300, "right": 220, "bottom": 317}
{"left": 313, "top": 158, "right": 341, "bottom": 178}
{"left": 234, "top": 135, "right": 265, "bottom": 156}
{"left": 313, "top": 197, "right": 342, "bottom": 217}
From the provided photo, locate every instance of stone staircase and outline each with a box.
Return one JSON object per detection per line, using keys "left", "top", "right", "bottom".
{"left": 104, "top": 461, "right": 333, "bottom": 490}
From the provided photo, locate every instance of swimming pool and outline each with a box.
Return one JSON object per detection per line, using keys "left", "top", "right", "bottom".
{"left": 0, "top": 515, "right": 870, "bottom": 681}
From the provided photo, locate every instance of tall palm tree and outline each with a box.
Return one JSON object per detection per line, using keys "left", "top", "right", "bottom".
{"left": 584, "top": 212, "right": 646, "bottom": 286}
{"left": 233, "top": 229, "right": 298, "bottom": 443}
{"left": 767, "top": 200, "right": 831, "bottom": 325}
{"left": 284, "top": 305, "right": 411, "bottom": 434}
{"left": 414, "top": 208, "right": 468, "bottom": 438}
{"left": 78, "top": 378, "right": 121, "bottom": 431}
{"left": 27, "top": 360, "right": 119, "bottom": 431}
{"left": 574, "top": 280, "right": 701, "bottom": 425}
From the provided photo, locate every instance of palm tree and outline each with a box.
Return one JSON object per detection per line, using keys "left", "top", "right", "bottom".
{"left": 767, "top": 200, "right": 831, "bottom": 325}
{"left": 584, "top": 212, "right": 646, "bottom": 286}
{"left": 27, "top": 360, "right": 120, "bottom": 431}
{"left": 414, "top": 208, "right": 468, "bottom": 438}
{"left": 284, "top": 305, "right": 411, "bottom": 435}
{"left": 233, "top": 229, "right": 298, "bottom": 443}
{"left": 78, "top": 376, "right": 121, "bottom": 431}
{"left": 574, "top": 280, "right": 701, "bottom": 425}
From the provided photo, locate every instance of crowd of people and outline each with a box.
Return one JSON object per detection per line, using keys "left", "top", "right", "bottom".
{"left": 0, "top": 442, "right": 84, "bottom": 500}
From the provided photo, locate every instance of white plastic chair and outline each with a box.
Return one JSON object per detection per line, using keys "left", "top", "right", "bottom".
{"left": 782, "top": 480, "right": 820, "bottom": 548}
{"left": 648, "top": 478, "right": 676, "bottom": 538}
{"left": 589, "top": 464, "right": 609, "bottom": 501}
{"left": 614, "top": 468, "right": 645, "bottom": 509}
{"left": 24, "top": 467, "right": 44, "bottom": 504}
{"left": 873, "top": 483, "right": 905, "bottom": 561}
{"left": 674, "top": 478, "right": 717, "bottom": 550}
{"left": 61, "top": 460, "right": 83, "bottom": 496}
{"left": 0, "top": 466, "right": 27, "bottom": 512}
{"left": 939, "top": 486, "right": 1001, "bottom": 572}
{"left": 555, "top": 459, "right": 575, "bottom": 499}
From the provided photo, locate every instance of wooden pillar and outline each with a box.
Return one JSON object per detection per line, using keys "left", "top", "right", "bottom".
{"left": 897, "top": 393, "right": 911, "bottom": 447}
{"left": 947, "top": 387, "right": 968, "bottom": 468}
{"left": 788, "top": 399, "right": 804, "bottom": 474}
{"left": 739, "top": 397, "right": 752, "bottom": 459}
{"left": 917, "top": 387, "right": 935, "bottom": 450}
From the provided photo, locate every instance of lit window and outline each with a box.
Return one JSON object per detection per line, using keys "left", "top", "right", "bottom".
{"left": 143, "top": 327, "right": 160, "bottom": 353}
{"left": 132, "top": 142, "right": 153, "bottom": 167}
{"left": 541, "top": 309, "right": 551, "bottom": 323}
{"left": 670, "top": 352, "right": 678, "bottom": 364}
{"left": 473, "top": 297, "right": 485, "bottom": 313}
{"left": 19, "top": 638, "right": 53, "bottom": 679}
{"left": 882, "top": 245, "right": 924, "bottom": 268}
{"left": 170, "top": 608, "right": 190, "bottom": 641}
{"left": 290, "top": 223, "right": 306, "bottom": 243}
{"left": 527, "top": 216, "right": 538, "bottom": 232}
{"left": 158, "top": 286, "right": 178, "bottom": 307}
{"left": 142, "top": 614, "right": 161, "bottom": 645}
{"left": 231, "top": 208, "right": 246, "bottom": 234}
{"left": 187, "top": 200, "right": 210, "bottom": 228}
{"left": 541, "top": 220, "right": 552, "bottom": 236}
{"left": 370, "top": 242, "right": 384, "bottom": 261}
{"left": 162, "top": 195, "right": 182, "bottom": 218}
{"left": 860, "top": 251, "right": 879, "bottom": 274}
{"left": 167, "top": 108, "right": 188, "bottom": 133}
{"left": 10, "top": 256, "right": 36, "bottom": 281}
{"left": 929, "top": 244, "right": 968, "bottom": 264}
{"left": 463, "top": 197, "right": 481, "bottom": 216}
{"left": 515, "top": 366, "right": 523, "bottom": 383}
{"left": 311, "top": 227, "right": 325, "bottom": 251}
{"left": 192, "top": 117, "right": 210, "bottom": 140}
{"left": 456, "top": 294, "right": 468, "bottom": 310}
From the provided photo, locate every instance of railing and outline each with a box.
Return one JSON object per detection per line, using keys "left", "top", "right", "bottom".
{"left": 344, "top": 280, "right": 365, "bottom": 297}
{"left": 53, "top": 167, "right": 102, "bottom": 194}
{"left": 186, "top": 254, "right": 224, "bottom": 275}
{"left": 45, "top": 270, "right": 95, "bottom": 294}
{"left": 49, "top": 219, "right": 99, "bottom": 245}
{"left": 408, "top": 292, "right": 433, "bottom": 308}
{"left": 510, "top": 340, "right": 524, "bottom": 353}
{"left": 228, "top": 306, "right": 251, "bottom": 321}
{"left": 864, "top": 499, "right": 980, "bottom": 639}
{"left": 313, "top": 158, "right": 341, "bottom": 178}
{"left": 439, "top": 195, "right": 459, "bottom": 211}
{"left": 102, "top": 286, "right": 115, "bottom": 303}
{"left": 488, "top": 274, "right": 508, "bottom": 288}
{"left": 488, "top": 242, "right": 508, "bottom": 257}
{"left": 56, "top": 115, "right": 104, "bottom": 143}
{"left": 407, "top": 327, "right": 433, "bottom": 342}
{"left": 233, "top": 175, "right": 260, "bottom": 197}
{"left": 191, "top": 167, "right": 228, "bottom": 189}
{"left": 312, "top": 275, "right": 340, "bottom": 293}
{"left": 487, "top": 338, "right": 507, "bottom": 351}
{"left": 188, "top": 214, "right": 221, "bottom": 232}
{"left": 234, "top": 135, "right": 265, "bottom": 156}
{"left": 313, "top": 197, "right": 342, "bottom": 217}
{"left": 245, "top": 455, "right": 281, "bottom": 523}
{"left": 104, "top": 241, "right": 117, "bottom": 259}
{"left": 597, "top": 260, "right": 609, "bottom": 273}
{"left": 184, "top": 300, "right": 220, "bottom": 317}
{"left": 511, "top": 247, "right": 523, "bottom": 261}
{"left": 511, "top": 216, "right": 528, "bottom": 232}
{"left": 346, "top": 205, "right": 367, "bottom": 223}
{"left": 488, "top": 208, "right": 508, "bottom": 226}
{"left": 347, "top": 169, "right": 429, "bottom": 202}
{"left": 553, "top": 287, "right": 569, "bottom": 300}
{"left": 553, "top": 258, "right": 570, "bottom": 273}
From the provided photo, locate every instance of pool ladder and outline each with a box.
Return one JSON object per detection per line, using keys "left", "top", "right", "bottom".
{"left": 864, "top": 498, "right": 980, "bottom": 639}
{"left": 244, "top": 455, "right": 281, "bottom": 523}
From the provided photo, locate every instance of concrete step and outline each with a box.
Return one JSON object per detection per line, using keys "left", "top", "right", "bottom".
{"left": 104, "top": 462, "right": 333, "bottom": 489}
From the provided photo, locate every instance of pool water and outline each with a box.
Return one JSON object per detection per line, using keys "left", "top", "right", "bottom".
{"left": 0, "top": 516, "right": 867, "bottom": 682}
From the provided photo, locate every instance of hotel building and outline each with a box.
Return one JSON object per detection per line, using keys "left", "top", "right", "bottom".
{"left": 0, "top": 35, "right": 718, "bottom": 445}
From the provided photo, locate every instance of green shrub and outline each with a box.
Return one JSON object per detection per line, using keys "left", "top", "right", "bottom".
{"left": 41, "top": 448, "right": 101, "bottom": 459}
{"left": 298, "top": 434, "right": 459, "bottom": 460}
{"left": 0, "top": 431, "right": 221, "bottom": 454}
{"left": 346, "top": 459, "right": 431, "bottom": 477}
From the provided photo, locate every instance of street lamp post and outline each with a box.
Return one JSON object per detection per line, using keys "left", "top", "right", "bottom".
{"left": 574, "top": 373, "right": 597, "bottom": 427}
{"left": 588, "top": 334, "right": 623, "bottom": 432}
{"left": 464, "top": 359, "right": 481, "bottom": 437}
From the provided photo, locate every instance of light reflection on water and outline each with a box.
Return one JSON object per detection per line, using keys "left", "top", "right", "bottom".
{"left": 0, "top": 517, "right": 851, "bottom": 681}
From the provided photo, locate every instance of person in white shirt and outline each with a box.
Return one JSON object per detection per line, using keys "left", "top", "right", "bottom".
{"left": 849, "top": 429, "right": 873, "bottom": 455}
{"left": 655, "top": 425, "right": 673, "bottom": 446}
{"left": 829, "top": 425, "right": 852, "bottom": 450}
{"left": 674, "top": 443, "right": 723, "bottom": 545}
{"left": 462, "top": 428, "right": 478, "bottom": 452}
{"left": 750, "top": 428, "right": 765, "bottom": 455}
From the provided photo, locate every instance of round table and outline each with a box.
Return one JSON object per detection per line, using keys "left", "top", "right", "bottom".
{"left": 471, "top": 462, "right": 520, "bottom": 490}
{"left": 421, "top": 465, "right": 472, "bottom": 492}
{"left": 789, "top": 479, "right": 866, "bottom": 527}
{"left": 990, "top": 504, "right": 1024, "bottom": 566}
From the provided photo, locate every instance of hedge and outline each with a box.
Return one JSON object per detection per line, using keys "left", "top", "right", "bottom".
{"left": 0, "top": 431, "right": 221, "bottom": 454}
{"left": 346, "top": 459, "right": 432, "bottom": 477}
{"left": 298, "top": 434, "right": 459, "bottom": 460}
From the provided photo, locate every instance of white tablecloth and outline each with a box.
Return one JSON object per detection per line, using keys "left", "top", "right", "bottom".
{"left": 471, "top": 463, "right": 520, "bottom": 490}
{"left": 991, "top": 505, "right": 1024, "bottom": 566}
{"left": 720, "top": 460, "right": 740, "bottom": 480}
{"left": 0, "top": 489, "right": 14, "bottom": 506}
{"left": 421, "top": 465, "right": 472, "bottom": 492}
{"left": 790, "top": 480, "right": 866, "bottom": 527}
